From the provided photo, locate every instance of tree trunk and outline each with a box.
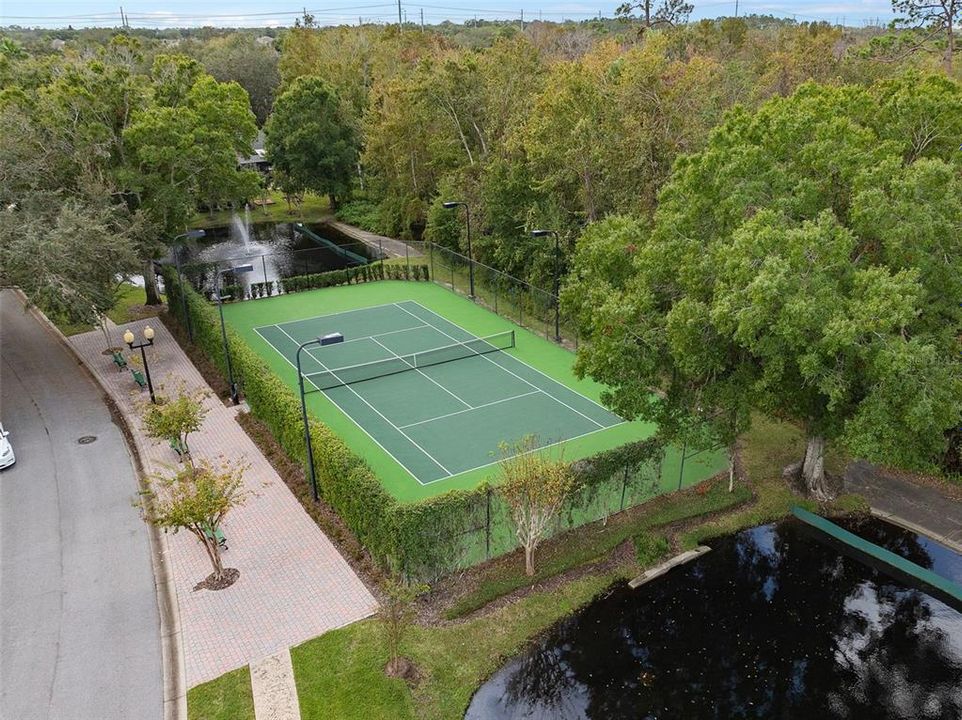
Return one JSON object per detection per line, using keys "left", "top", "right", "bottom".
{"left": 945, "top": 10, "right": 955, "bottom": 74}
{"left": 524, "top": 542, "right": 535, "bottom": 576}
{"left": 143, "top": 259, "right": 161, "bottom": 306}
{"left": 728, "top": 450, "right": 736, "bottom": 493}
{"left": 801, "top": 435, "right": 832, "bottom": 501}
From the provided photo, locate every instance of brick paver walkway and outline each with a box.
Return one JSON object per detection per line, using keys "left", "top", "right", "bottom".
{"left": 71, "top": 318, "right": 377, "bottom": 687}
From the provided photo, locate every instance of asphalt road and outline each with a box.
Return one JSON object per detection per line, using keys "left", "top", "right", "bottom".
{"left": 0, "top": 291, "right": 163, "bottom": 720}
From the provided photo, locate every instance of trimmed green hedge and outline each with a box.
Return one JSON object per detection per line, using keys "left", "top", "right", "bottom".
{"left": 162, "top": 267, "right": 666, "bottom": 580}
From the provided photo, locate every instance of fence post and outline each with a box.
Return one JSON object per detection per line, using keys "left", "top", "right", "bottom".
{"left": 494, "top": 280, "right": 499, "bottom": 314}
{"left": 261, "top": 254, "right": 268, "bottom": 288}
{"left": 378, "top": 236, "right": 384, "bottom": 268}
{"left": 450, "top": 262, "right": 455, "bottom": 292}
{"left": 678, "top": 439, "right": 688, "bottom": 491}
{"left": 620, "top": 464, "right": 629, "bottom": 511}
{"left": 485, "top": 487, "right": 492, "bottom": 560}
{"left": 405, "top": 241, "right": 410, "bottom": 275}
{"left": 429, "top": 242, "right": 435, "bottom": 283}
{"left": 520, "top": 287, "right": 524, "bottom": 327}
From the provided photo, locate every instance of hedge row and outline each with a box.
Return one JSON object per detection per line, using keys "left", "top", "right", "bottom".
{"left": 209, "top": 263, "right": 431, "bottom": 302}
{"left": 162, "top": 267, "right": 665, "bottom": 579}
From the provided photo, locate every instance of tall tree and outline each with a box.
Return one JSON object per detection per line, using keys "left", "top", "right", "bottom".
{"left": 564, "top": 78, "right": 962, "bottom": 500}
{"left": 892, "top": 0, "right": 959, "bottom": 72}
{"left": 264, "top": 76, "right": 358, "bottom": 208}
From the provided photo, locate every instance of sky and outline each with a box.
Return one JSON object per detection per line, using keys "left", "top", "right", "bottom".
{"left": 1, "top": 0, "right": 899, "bottom": 29}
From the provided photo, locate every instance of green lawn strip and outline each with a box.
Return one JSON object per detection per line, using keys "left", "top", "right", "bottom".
{"left": 292, "top": 571, "right": 620, "bottom": 720}
{"left": 186, "top": 666, "right": 255, "bottom": 720}
{"left": 445, "top": 479, "right": 751, "bottom": 619}
{"left": 51, "top": 283, "right": 160, "bottom": 337}
{"left": 189, "top": 191, "right": 331, "bottom": 229}
{"left": 220, "top": 282, "right": 727, "bottom": 502}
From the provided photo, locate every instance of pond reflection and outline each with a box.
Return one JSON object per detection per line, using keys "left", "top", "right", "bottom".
{"left": 466, "top": 519, "right": 962, "bottom": 720}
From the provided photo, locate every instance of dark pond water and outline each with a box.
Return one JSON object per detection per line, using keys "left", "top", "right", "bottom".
{"left": 172, "top": 213, "right": 377, "bottom": 297}
{"left": 466, "top": 518, "right": 962, "bottom": 720}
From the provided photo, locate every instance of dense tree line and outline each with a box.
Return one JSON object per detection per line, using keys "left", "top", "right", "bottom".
{"left": 1, "top": 16, "right": 959, "bottom": 483}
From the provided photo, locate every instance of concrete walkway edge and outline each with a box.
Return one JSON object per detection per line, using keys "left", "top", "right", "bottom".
{"left": 14, "top": 291, "right": 187, "bottom": 720}
{"left": 870, "top": 508, "right": 962, "bottom": 555}
{"left": 250, "top": 649, "right": 301, "bottom": 720}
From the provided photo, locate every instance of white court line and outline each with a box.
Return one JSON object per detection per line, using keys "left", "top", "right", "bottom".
{"left": 399, "top": 390, "right": 540, "bottom": 430}
{"left": 304, "top": 342, "right": 455, "bottom": 477}
{"left": 394, "top": 302, "right": 607, "bottom": 430}
{"left": 253, "top": 325, "right": 320, "bottom": 392}
{"left": 259, "top": 300, "right": 405, "bottom": 334}
{"left": 439, "top": 423, "right": 622, "bottom": 479}
{"left": 268, "top": 323, "right": 452, "bottom": 481}
{"left": 323, "top": 323, "right": 429, "bottom": 346}
{"left": 406, "top": 300, "right": 624, "bottom": 421}
{"left": 368, "top": 335, "right": 472, "bottom": 410}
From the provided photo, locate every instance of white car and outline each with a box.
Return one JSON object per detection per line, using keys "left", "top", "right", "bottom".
{"left": 0, "top": 423, "right": 14, "bottom": 469}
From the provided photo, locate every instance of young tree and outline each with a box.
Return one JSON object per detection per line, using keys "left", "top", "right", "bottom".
{"left": 496, "top": 436, "right": 575, "bottom": 576}
{"left": 379, "top": 578, "right": 425, "bottom": 678}
{"left": 141, "top": 388, "right": 209, "bottom": 461}
{"left": 264, "top": 76, "right": 358, "bottom": 208}
{"left": 138, "top": 458, "right": 247, "bottom": 587}
{"left": 564, "top": 79, "right": 962, "bottom": 501}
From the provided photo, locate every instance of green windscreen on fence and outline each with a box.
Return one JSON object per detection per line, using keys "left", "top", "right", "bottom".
{"left": 791, "top": 506, "right": 962, "bottom": 606}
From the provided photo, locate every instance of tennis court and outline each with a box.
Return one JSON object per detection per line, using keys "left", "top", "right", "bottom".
{"left": 254, "top": 299, "right": 624, "bottom": 484}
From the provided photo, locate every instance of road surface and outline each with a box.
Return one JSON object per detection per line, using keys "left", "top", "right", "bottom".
{"left": 0, "top": 291, "right": 163, "bottom": 720}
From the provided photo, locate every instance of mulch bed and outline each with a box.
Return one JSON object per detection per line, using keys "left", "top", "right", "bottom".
{"left": 194, "top": 567, "right": 240, "bottom": 591}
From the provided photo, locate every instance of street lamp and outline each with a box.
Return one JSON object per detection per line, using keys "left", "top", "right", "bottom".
{"left": 296, "top": 333, "right": 343, "bottom": 502}
{"left": 124, "top": 325, "right": 157, "bottom": 404}
{"left": 173, "top": 229, "right": 206, "bottom": 343}
{"left": 442, "top": 201, "right": 474, "bottom": 299}
{"left": 531, "top": 229, "right": 562, "bottom": 343}
{"left": 215, "top": 263, "right": 254, "bottom": 405}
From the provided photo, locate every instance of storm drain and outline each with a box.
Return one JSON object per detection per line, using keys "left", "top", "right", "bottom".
{"left": 77, "top": 435, "right": 97, "bottom": 445}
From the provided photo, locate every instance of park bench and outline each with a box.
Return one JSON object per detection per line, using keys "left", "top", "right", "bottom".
{"left": 131, "top": 368, "right": 147, "bottom": 389}
{"left": 201, "top": 524, "right": 228, "bottom": 551}
{"left": 111, "top": 351, "right": 127, "bottom": 371}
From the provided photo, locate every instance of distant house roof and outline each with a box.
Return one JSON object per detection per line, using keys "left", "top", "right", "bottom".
{"left": 238, "top": 129, "right": 270, "bottom": 169}
{"left": 255, "top": 36, "right": 275, "bottom": 46}
{"left": 50, "top": 39, "right": 66, "bottom": 51}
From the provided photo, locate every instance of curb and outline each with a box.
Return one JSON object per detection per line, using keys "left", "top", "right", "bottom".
{"left": 13, "top": 291, "right": 187, "bottom": 720}
{"left": 870, "top": 507, "right": 962, "bottom": 555}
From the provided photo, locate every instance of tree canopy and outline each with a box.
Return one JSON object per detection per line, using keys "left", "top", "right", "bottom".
{"left": 564, "top": 75, "right": 962, "bottom": 498}
{"left": 264, "top": 75, "right": 358, "bottom": 206}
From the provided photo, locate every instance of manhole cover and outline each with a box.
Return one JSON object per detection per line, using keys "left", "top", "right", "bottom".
{"left": 77, "top": 435, "right": 97, "bottom": 445}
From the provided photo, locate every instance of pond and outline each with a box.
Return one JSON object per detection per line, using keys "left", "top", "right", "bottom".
{"left": 171, "top": 211, "right": 379, "bottom": 298}
{"left": 466, "top": 518, "right": 962, "bottom": 720}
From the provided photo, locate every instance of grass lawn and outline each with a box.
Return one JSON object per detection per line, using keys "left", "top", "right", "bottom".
{"left": 187, "top": 412, "right": 868, "bottom": 720}
{"left": 189, "top": 190, "right": 331, "bottom": 229}
{"left": 52, "top": 283, "right": 162, "bottom": 337}
{"left": 187, "top": 666, "right": 255, "bottom": 720}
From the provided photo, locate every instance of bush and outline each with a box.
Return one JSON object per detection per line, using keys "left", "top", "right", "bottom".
{"left": 337, "top": 199, "right": 383, "bottom": 234}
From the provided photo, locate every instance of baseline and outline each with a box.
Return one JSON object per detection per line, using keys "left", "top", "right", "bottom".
{"left": 395, "top": 302, "right": 609, "bottom": 430}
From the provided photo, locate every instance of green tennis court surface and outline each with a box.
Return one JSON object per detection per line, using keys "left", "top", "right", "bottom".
{"left": 255, "top": 300, "right": 624, "bottom": 484}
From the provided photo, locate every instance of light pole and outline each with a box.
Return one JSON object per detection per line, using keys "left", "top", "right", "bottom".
{"left": 442, "top": 201, "right": 474, "bottom": 299}
{"left": 296, "top": 338, "right": 323, "bottom": 502}
{"left": 173, "top": 229, "right": 206, "bottom": 343}
{"left": 531, "top": 229, "right": 562, "bottom": 342}
{"left": 215, "top": 263, "right": 254, "bottom": 405}
{"left": 124, "top": 325, "right": 157, "bottom": 404}
{"left": 296, "top": 333, "right": 343, "bottom": 502}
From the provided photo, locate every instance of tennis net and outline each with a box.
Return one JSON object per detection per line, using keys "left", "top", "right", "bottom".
{"left": 305, "top": 330, "right": 515, "bottom": 390}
